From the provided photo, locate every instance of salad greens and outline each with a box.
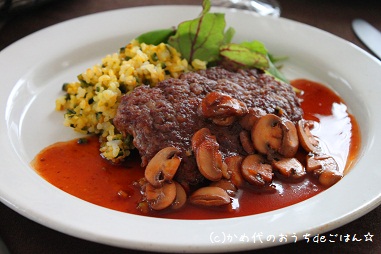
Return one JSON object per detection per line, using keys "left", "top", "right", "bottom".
{"left": 167, "top": 0, "right": 235, "bottom": 63}
{"left": 135, "top": 0, "right": 288, "bottom": 83}
{"left": 135, "top": 28, "right": 176, "bottom": 46}
{"left": 219, "top": 41, "right": 270, "bottom": 70}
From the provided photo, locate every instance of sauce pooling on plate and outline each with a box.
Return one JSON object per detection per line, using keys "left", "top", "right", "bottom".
{"left": 32, "top": 79, "right": 360, "bottom": 219}
{"left": 292, "top": 79, "right": 360, "bottom": 174}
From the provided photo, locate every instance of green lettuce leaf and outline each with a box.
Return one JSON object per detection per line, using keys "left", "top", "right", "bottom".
{"left": 219, "top": 42, "right": 269, "bottom": 69}
{"left": 135, "top": 28, "right": 176, "bottom": 45}
{"left": 167, "top": 0, "right": 234, "bottom": 63}
{"left": 133, "top": 0, "right": 289, "bottom": 83}
{"left": 266, "top": 60, "right": 289, "bottom": 84}
{"left": 220, "top": 40, "right": 289, "bottom": 83}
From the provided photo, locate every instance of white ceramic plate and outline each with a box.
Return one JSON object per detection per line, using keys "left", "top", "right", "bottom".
{"left": 0, "top": 5, "right": 380, "bottom": 253}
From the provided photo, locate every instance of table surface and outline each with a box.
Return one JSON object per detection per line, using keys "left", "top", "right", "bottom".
{"left": 0, "top": 0, "right": 380, "bottom": 253}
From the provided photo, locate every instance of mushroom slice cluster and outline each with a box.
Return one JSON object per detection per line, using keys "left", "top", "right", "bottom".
{"left": 248, "top": 113, "right": 342, "bottom": 187}
{"left": 187, "top": 94, "right": 344, "bottom": 208}
{"left": 297, "top": 120, "right": 343, "bottom": 186}
{"left": 251, "top": 114, "right": 299, "bottom": 158}
{"left": 145, "top": 147, "right": 181, "bottom": 187}
{"left": 306, "top": 154, "right": 342, "bottom": 186}
{"left": 139, "top": 147, "right": 187, "bottom": 211}
{"left": 138, "top": 92, "right": 344, "bottom": 213}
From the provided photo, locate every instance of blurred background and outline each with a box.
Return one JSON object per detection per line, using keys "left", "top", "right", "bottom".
{"left": 1, "top": 0, "right": 381, "bottom": 53}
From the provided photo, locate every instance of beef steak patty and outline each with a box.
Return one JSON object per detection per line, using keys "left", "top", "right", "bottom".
{"left": 113, "top": 67, "right": 303, "bottom": 185}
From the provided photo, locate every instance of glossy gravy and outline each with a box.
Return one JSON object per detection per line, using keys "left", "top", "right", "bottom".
{"left": 32, "top": 79, "right": 361, "bottom": 219}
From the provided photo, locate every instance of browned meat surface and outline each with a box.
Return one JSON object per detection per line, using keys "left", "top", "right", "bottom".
{"left": 113, "top": 67, "right": 303, "bottom": 185}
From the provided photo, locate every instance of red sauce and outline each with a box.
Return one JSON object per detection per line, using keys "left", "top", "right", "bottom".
{"left": 292, "top": 79, "right": 361, "bottom": 174}
{"left": 32, "top": 79, "right": 361, "bottom": 219}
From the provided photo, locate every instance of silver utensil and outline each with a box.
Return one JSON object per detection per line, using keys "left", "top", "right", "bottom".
{"left": 352, "top": 19, "right": 381, "bottom": 59}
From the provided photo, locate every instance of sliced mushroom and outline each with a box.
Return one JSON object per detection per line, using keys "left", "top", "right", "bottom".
{"left": 251, "top": 114, "right": 299, "bottom": 158}
{"left": 194, "top": 139, "right": 223, "bottom": 181}
{"left": 241, "top": 154, "right": 273, "bottom": 187}
{"left": 225, "top": 155, "right": 244, "bottom": 187}
{"left": 239, "top": 130, "right": 255, "bottom": 154}
{"left": 145, "top": 147, "right": 181, "bottom": 187}
{"left": 297, "top": 119, "right": 320, "bottom": 153}
{"left": 318, "top": 167, "right": 343, "bottom": 187}
{"left": 171, "top": 182, "right": 187, "bottom": 210}
{"left": 192, "top": 128, "right": 225, "bottom": 181}
{"left": 220, "top": 159, "right": 230, "bottom": 180}
{"left": 211, "top": 116, "right": 236, "bottom": 126}
{"left": 280, "top": 120, "right": 299, "bottom": 157}
{"left": 145, "top": 182, "right": 177, "bottom": 210}
{"left": 210, "top": 179, "right": 237, "bottom": 194}
{"left": 199, "top": 91, "right": 248, "bottom": 126}
{"left": 272, "top": 157, "right": 306, "bottom": 180}
{"left": 239, "top": 107, "right": 266, "bottom": 131}
{"left": 200, "top": 91, "right": 248, "bottom": 117}
{"left": 306, "top": 154, "right": 342, "bottom": 186}
{"left": 189, "top": 186, "right": 231, "bottom": 206}
{"left": 191, "top": 128, "right": 213, "bottom": 152}
{"left": 306, "top": 154, "right": 334, "bottom": 174}
{"left": 252, "top": 114, "right": 282, "bottom": 155}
